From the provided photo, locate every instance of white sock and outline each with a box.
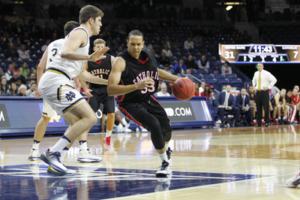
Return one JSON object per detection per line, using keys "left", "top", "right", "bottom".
{"left": 32, "top": 140, "right": 40, "bottom": 150}
{"left": 277, "top": 117, "right": 281, "bottom": 120}
{"left": 79, "top": 140, "right": 88, "bottom": 151}
{"left": 106, "top": 130, "right": 112, "bottom": 137}
{"left": 283, "top": 116, "right": 287, "bottom": 120}
{"left": 60, "top": 148, "right": 69, "bottom": 162}
{"left": 50, "top": 136, "right": 70, "bottom": 153}
{"left": 158, "top": 151, "right": 169, "bottom": 163}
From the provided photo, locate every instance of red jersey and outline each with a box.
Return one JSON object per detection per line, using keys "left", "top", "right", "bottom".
{"left": 194, "top": 91, "right": 199, "bottom": 96}
{"left": 291, "top": 94, "right": 300, "bottom": 105}
{"left": 201, "top": 91, "right": 212, "bottom": 100}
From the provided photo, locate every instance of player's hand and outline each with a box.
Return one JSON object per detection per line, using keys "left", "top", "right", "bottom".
{"left": 136, "top": 78, "right": 154, "bottom": 90}
{"left": 88, "top": 47, "right": 110, "bottom": 62}
{"left": 85, "top": 89, "right": 93, "bottom": 98}
{"left": 35, "top": 88, "right": 40, "bottom": 99}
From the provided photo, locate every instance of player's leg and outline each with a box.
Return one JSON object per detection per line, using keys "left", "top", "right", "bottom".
{"left": 283, "top": 105, "right": 289, "bottom": 123}
{"left": 276, "top": 105, "right": 283, "bottom": 124}
{"left": 255, "top": 93, "right": 262, "bottom": 125}
{"left": 101, "top": 113, "right": 106, "bottom": 133}
{"left": 119, "top": 102, "right": 170, "bottom": 176}
{"left": 102, "top": 96, "right": 116, "bottom": 149}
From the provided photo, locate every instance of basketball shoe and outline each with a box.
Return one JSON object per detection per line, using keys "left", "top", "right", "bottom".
{"left": 286, "top": 171, "right": 300, "bottom": 187}
{"left": 166, "top": 147, "right": 172, "bottom": 166}
{"left": 77, "top": 149, "right": 103, "bottom": 162}
{"left": 28, "top": 149, "right": 39, "bottom": 161}
{"left": 40, "top": 149, "right": 67, "bottom": 175}
{"left": 103, "top": 136, "right": 111, "bottom": 149}
{"left": 47, "top": 166, "right": 76, "bottom": 176}
{"left": 156, "top": 160, "right": 171, "bottom": 177}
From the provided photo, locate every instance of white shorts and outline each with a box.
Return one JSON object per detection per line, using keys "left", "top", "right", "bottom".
{"left": 42, "top": 100, "right": 56, "bottom": 118}
{"left": 39, "top": 70, "right": 85, "bottom": 116}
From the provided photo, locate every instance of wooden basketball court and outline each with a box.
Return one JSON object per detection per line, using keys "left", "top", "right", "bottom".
{"left": 1, "top": 125, "right": 300, "bottom": 199}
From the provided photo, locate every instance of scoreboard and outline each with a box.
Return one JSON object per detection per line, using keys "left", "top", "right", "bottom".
{"left": 219, "top": 44, "right": 300, "bottom": 64}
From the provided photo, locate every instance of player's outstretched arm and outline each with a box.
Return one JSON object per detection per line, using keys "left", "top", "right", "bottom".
{"left": 157, "top": 69, "right": 179, "bottom": 82}
{"left": 107, "top": 57, "right": 154, "bottom": 96}
{"left": 77, "top": 70, "right": 108, "bottom": 85}
{"left": 35, "top": 47, "right": 48, "bottom": 99}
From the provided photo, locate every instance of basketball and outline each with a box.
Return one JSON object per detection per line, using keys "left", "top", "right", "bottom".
{"left": 173, "top": 78, "right": 195, "bottom": 101}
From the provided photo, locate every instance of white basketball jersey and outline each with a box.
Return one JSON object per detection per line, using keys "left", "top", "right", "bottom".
{"left": 47, "top": 26, "right": 90, "bottom": 78}
{"left": 46, "top": 38, "right": 65, "bottom": 69}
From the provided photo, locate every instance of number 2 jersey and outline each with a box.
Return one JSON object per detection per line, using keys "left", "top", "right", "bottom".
{"left": 117, "top": 49, "right": 159, "bottom": 105}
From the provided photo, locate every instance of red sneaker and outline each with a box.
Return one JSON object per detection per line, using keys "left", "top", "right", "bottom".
{"left": 103, "top": 136, "right": 111, "bottom": 149}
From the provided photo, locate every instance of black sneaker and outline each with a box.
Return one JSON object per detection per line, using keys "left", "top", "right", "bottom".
{"left": 278, "top": 119, "right": 284, "bottom": 125}
{"left": 166, "top": 147, "right": 172, "bottom": 166}
{"left": 156, "top": 160, "right": 171, "bottom": 177}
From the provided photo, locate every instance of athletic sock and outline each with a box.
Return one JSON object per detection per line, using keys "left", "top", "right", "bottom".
{"left": 50, "top": 136, "right": 71, "bottom": 153}
{"left": 158, "top": 151, "right": 169, "bottom": 163}
{"left": 60, "top": 147, "right": 69, "bottom": 162}
{"left": 106, "top": 130, "right": 112, "bottom": 137}
{"left": 283, "top": 116, "right": 287, "bottom": 120}
{"left": 32, "top": 140, "right": 40, "bottom": 150}
{"left": 79, "top": 140, "right": 88, "bottom": 151}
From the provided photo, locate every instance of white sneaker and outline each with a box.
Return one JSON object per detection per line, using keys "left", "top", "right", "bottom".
{"left": 28, "top": 149, "right": 39, "bottom": 161}
{"left": 122, "top": 117, "right": 130, "bottom": 129}
{"left": 77, "top": 150, "right": 103, "bottom": 163}
{"left": 40, "top": 149, "right": 67, "bottom": 175}
{"left": 286, "top": 171, "right": 300, "bottom": 187}
{"left": 136, "top": 127, "right": 140, "bottom": 132}
{"left": 139, "top": 126, "right": 148, "bottom": 132}
{"left": 156, "top": 160, "right": 171, "bottom": 177}
{"left": 124, "top": 127, "right": 132, "bottom": 133}
{"left": 116, "top": 124, "right": 124, "bottom": 133}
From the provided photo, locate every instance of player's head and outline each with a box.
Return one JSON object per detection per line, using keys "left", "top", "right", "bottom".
{"left": 127, "top": 30, "right": 144, "bottom": 58}
{"left": 294, "top": 85, "right": 299, "bottom": 92}
{"left": 287, "top": 90, "right": 292, "bottom": 97}
{"left": 93, "top": 39, "right": 106, "bottom": 52}
{"left": 293, "top": 88, "right": 298, "bottom": 95}
{"left": 241, "top": 88, "right": 247, "bottom": 96}
{"left": 226, "top": 85, "right": 231, "bottom": 93}
{"left": 257, "top": 63, "right": 264, "bottom": 72}
{"left": 249, "top": 85, "right": 254, "bottom": 93}
{"left": 64, "top": 21, "right": 79, "bottom": 36}
{"left": 280, "top": 88, "right": 286, "bottom": 96}
{"left": 79, "top": 5, "right": 104, "bottom": 35}
{"left": 225, "top": 61, "right": 229, "bottom": 67}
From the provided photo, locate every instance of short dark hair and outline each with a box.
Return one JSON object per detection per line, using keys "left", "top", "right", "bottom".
{"left": 288, "top": 90, "right": 293, "bottom": 93}
{"left": 128, "top": 30, "right": 144, "bottom": 40}
{"left": 64, "top": 21, "right": 79, "bottom": 36}
{"left": 241, "top": 88, "right": 247, "bottom": 91}
{"left": 225, "top": 61, "right": 230, "bottom": 65}
{"left": 79, "top": 5, "right": 104, "bottom": 24}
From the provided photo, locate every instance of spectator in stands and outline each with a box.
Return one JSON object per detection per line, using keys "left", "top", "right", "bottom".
{"left": 14, "top": 84, "right": 26, "bottom": 96}
{"left": 185, "top": 55, "right": 198, "bottom": 70}
{"left": 149, "top": 49, "right": 159, "bottom": 61}
{"left": 163, "top": 65, "right": 172, "bottom": 74}
{"left": 162, "top": 44, "right": 172, "bottom": 57}
{"left": 5, "top": 43, "right": 19, "bottom": 59}
{"left": 22, "top": 32, "right": 31, "bottom": 46}
{"left": 193, "top": 25, "right": 203, "bottom": 37}
{"left": 0, "top": 78, "right": 10, "bottom": 96}
{"left": 210, "top": 64, "right": 221, "bottom": 75}
{"left": 11, "top": 62, "right": 19, "bottom": 73}
{"left": 216, "top": 85, "right": 241, "bottom": 127}
{"left": 173, "top": 38, "right": 181, "bottom": 49}
{"left": 157, "top": 83, "right": 170, "bottom": 97}
{"left": 199, "top": 81, "right": 205, "bottom": 94}
{"left": 143, "top": 40, "right": 153, "bottom": 52}
{"left": 10, "top": 72, "right": 26, "bottom": 86}
{"left": 116, "top": 46, "right": 123, "bottom": 55}
{"left": 163, "top": 36, "right": 173, "bottom": 49}
{"left": 201, "top": 84, "right": 212, "bottom": 100}
{"left": 18, "top": 44, "right": 30, "bottom": 60}
{"left": 221, "top": 61, "right": 232, "bottom": 74}
{"left": 194, "top": 82, "right": 200, "bottom": 96}
{"left": 154, "top": 36, "right": 163, "bottom": 49}
{"left": 0, "top": 36, "right": 8, "bottom": 51}
{"left": 248, "top": 85, "right": 256, "bottom": 119}
{"left": 26, "top": 82, "right": 36, "bottom": 96}
{"left": 193, "top": 35, "right": 203, "bottom": 47}
{"left": 20, "top": 62, "right": 30, "bottom": 78}
{"left": 5, "top": 64, "right": 13, "bottom": 81}
{"left": 236, "top": 88, "right": 254, "bottom": 126}
{"left": 41, "top": 40, "right": 50, "bottom": 52}
{"left": 158, "top": 52, "right": 170, "bottom": 67}
{"left": 14, "top": 37, "right": 21, "bottom": 50}
{"left": 210, "top": 85, "right": 218, "bottom": 97}
{"left": 184, "top": 37, "right": 194, "bottom": 50}
{"left": 174, "top": 58, "right": 187, "bottom": 74}
{"left": 8, "top": 82, "right": 17, "bottom": 96}
{"left": 197, "top": 55, "right": 210, "bottom": 70}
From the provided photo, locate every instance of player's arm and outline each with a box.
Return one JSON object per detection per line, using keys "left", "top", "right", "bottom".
{"left": 107, "top": 57, "right": 153, "bottom": 96}
{"left": 73, "top": 77, "right": 81, "bottom": 92}
{"left": 77, "top": 69, "right": 108, "bottom": 85}
{"left": 35, "top": 47, "right": 48, "bottom": 99}
{"left": 61, "top": 29, "right": 109, "bottom": 61}
{"left": 157, "top": 69, "right": 179, "bottom": 82}
{"left": 79, "top": 62, "right": 93, "bottom": 97}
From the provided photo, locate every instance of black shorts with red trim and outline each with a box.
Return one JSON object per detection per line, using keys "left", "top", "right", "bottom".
{"left": 88, "top": 87, "right": 115, "bottom": 113}
{"left": 118, "top": 96, "right": 171, "bottom": 131}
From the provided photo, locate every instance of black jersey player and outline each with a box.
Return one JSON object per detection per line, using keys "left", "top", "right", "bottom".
{"left": 80, "top": 39, "right": 115, "bottom": 149}
{"left": 107, "top": 30, "right": 179, "bottom": 176}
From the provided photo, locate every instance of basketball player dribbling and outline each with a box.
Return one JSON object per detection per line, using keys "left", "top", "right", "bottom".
{"left": 38, "top": 5, "right": 109, "bottom": 176}
{"left": 107, "top": 30, "right": 179, "bottom": 176}
{"left": 28, "top": 21, "right": 102, "bottom": 164}
{"left": 80, "top": 38, "right": 115, "bottom": 149}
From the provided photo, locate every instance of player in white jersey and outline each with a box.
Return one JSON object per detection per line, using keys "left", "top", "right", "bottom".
{"left": 28, "top": 21, "right": 102, "bottom": 165}
{"left": 39, "top": 5, "right": 109, "bottom": 176}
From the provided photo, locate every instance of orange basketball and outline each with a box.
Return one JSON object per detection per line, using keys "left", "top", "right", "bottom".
{"left": 173, "top": 78, "right": 195, "bottom": 101}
